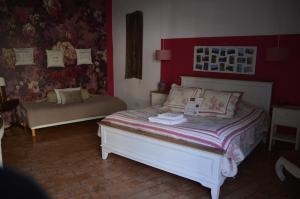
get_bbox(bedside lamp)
[0,77,6,102]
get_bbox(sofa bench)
[21,94,126,137]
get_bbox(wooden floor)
[2,121,299,199]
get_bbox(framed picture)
[14,48,35,65]
[193,46,257,75]
[46,50,64,68]
[75,48,93,65]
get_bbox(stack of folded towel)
[148,112,187,125]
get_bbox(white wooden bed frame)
[100,76,273,199]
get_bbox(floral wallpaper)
[0,0,107,99]
[0,0,107,124]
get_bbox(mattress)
[21,95,127,128]
[100,102,268,177]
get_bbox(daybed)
[21,94,126,137]
[98,76,273,199]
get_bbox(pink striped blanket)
[100,102,268,177]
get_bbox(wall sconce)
[266,35,289,61]
[155,49,171,61]
[0,77,6,102]
[156,2,171,61]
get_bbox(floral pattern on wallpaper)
[0,0,107,103]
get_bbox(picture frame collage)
[193,46,257,75]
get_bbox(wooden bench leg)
[31,129,36,137]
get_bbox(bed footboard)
[100,124,226,199]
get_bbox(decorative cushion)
[48,88,88,103]
[163,84,202,112]
[81,89,90,100]
[198,89,242,118]
[60,90,83,104]
[54,87,81,104]
[46,91,57,103]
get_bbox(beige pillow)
[81,89,90,100]
[60,90,83,104]
[163,84,202,112]
[55,87,81,104]
[198,89,242,118]
[48,88,89,103]
[47,91,57,103]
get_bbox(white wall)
[112,0,161,109]
[112,0,300,109]
[162,0,300,38]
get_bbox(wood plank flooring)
[2,121,299,199]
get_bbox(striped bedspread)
[102,103,266,150]
[100,102,268,177]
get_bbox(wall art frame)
[46,50,64,68]
[14,48,35,66]
[75,48,93,65]
[193,46,257,75]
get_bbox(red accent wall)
[161,35,300,106]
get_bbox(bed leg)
[101,149,109,160]
[31,129,36,137]
[210,185,220,199]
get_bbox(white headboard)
[181,76,273,112]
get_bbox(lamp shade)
[155,49,171,61]
[0,77,5,86]
[266,48,289,61]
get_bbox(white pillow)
[75,49,92,65]
[163,84,202,112]
[46,50,64,67]
[54,87,81,104]
[198,89,242,118]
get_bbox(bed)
[98,76,273,199]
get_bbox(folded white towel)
[157,112,184,121]
[148,116,187,125]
